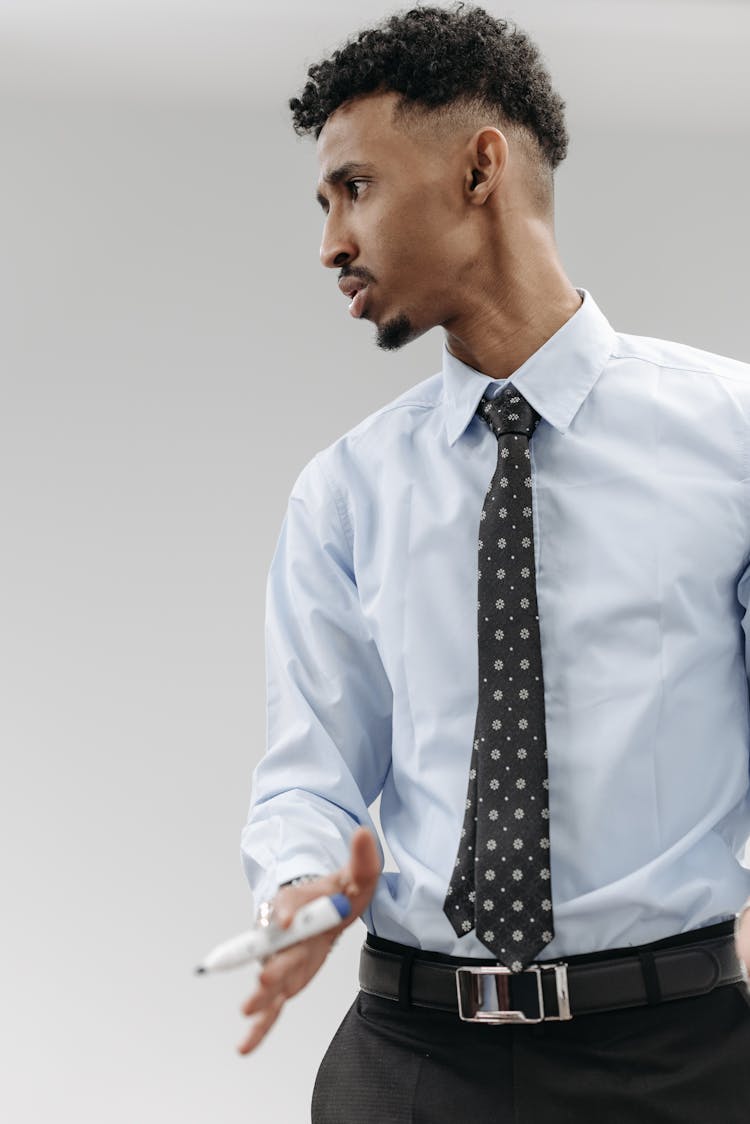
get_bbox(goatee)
[376,313,415,351]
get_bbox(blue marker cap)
[330,893,352,919]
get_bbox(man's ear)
[466,127,508,202]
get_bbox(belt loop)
[398,948,418,1009]
[637,949,663,1005]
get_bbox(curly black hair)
[288,3,569,175]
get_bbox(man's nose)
[319,217,358,269]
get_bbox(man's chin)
[375,312,418,351]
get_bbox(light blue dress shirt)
[241,287,750,959]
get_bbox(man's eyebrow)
[315,162,376,209]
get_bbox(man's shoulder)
[611,329,750,385]
[320,369,443,461]
[288,370,442,510]
[288,369,443,511]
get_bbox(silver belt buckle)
[455,962,572,1023]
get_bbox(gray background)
[2,0,749,1120]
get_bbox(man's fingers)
[272,831,380,928]
[334,828,381,907]
[242,982,274,1017]
[241,936,333,1016]
[237,993,284,1055]
[350,826,382,885]
[241,955,293,1014]
[257,945,306,995]
[241,963,284,1016]
[237,934,334,1052]
[236,834,379,1043]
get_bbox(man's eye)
[347,179,367,200]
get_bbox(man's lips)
[348,287,369,318]
[338,278,363,299]
[338,279,370,318]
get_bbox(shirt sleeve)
[240,451,393,910]
[735,561,750,954]
[737,561,750,860]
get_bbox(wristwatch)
[282,873,321,888]
[255,874,322,926]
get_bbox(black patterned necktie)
[443,382,554,972]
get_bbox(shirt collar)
[441,287,618,447]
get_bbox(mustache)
[339,269,374,286]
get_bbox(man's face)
[316,91,473,351]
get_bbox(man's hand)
[736,906,750,980]
[237,826,381,1055]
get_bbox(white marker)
[194,893,352,974]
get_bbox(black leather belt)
[359,920,744,1023]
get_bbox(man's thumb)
[349,826,381,886]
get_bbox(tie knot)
[478,384,541,440]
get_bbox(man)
[239,4,750,1120]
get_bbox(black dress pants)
[311,981,750,1122]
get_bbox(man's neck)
[443,275,583,381]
